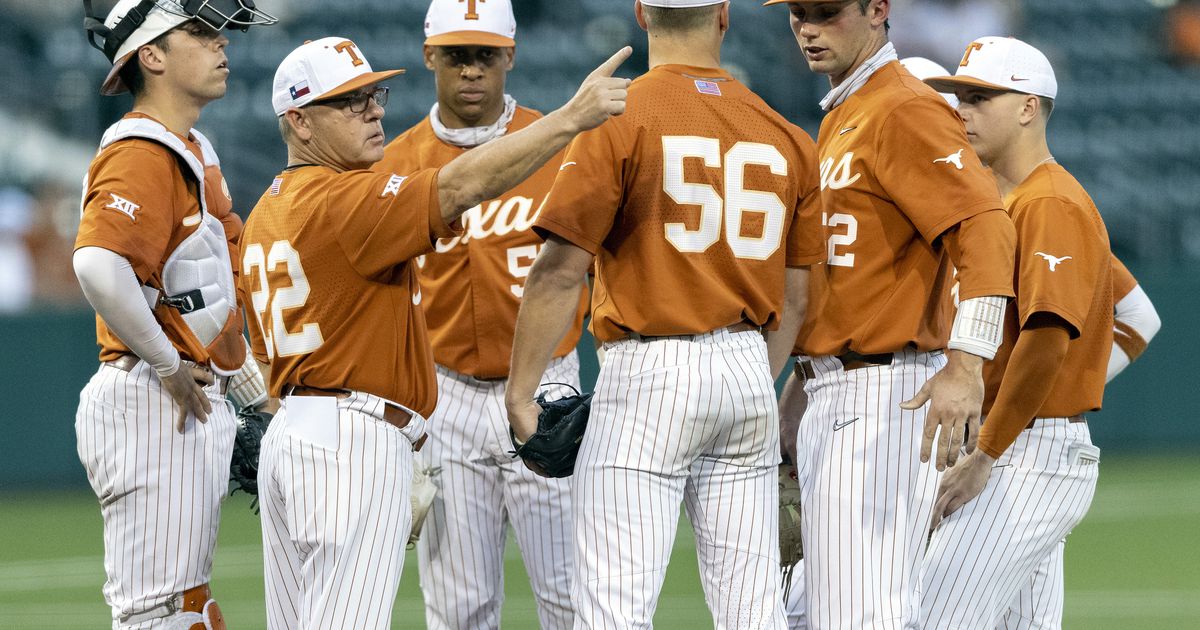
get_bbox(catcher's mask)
[83,0,277,95]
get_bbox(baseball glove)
[229,407,271,510]
[779,463,804,567]
[510,386,593,478]
[407,464,440,550]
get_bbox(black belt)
[1026,414,1086,429]
[836,351,894,370]
[795,351,895,381]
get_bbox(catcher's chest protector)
[96,118,244,374]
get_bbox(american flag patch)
[695,79,722,96]
[290,81,310,100]
[270,177,283,196]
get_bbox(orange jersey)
[238,165,455,417]
[76,113,243,365]
[375,106,586,378]
[1110,254,1137,302]
[982,164,1113,417]
[795,62,1006,357]
[536,64,825,342]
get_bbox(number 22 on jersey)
[244,241,324,359]
[661,136,787,260]
[820,153,860,268]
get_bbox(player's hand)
[506,397,541,445]
[561,46,633,132]
[930,449,995,530]
[160,364,214,433]
[900,350,983,471]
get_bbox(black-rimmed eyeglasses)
[311,86,389,114]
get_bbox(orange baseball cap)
[424,0,516,48]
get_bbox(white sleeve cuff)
[948,295,1007,360]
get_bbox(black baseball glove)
[229,407,271,509]
[510,387,593,478]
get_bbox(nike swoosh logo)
[833,417,860,431]
[839,126,857,135]
[1010,75,1029,82]
[559,161,577,171]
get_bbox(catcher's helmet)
[83,0,277,95]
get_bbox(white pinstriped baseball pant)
[573,328,785,630]
[76,359,235,629]
[920,419,1099,630]
[417,353,579,630]
[258,391,426,630]
[792,350,944,630]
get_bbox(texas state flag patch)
[290,81,310,100]
[695,79,722,96]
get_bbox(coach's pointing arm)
[434,47,631,222]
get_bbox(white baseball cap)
[272,37,405,116]
[900,57,960,108]
[924,36,1057,100]
[98,0,191,96]
[642,0,728,6]
[425,0,516,48]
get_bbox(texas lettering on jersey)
[376,106,586,379]
[431,193,542,253]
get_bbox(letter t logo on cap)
[334,41,365,67]
[461,0,484,20]
[959,41,984,67]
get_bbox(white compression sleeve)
[73,246,181,376]
[1106,347,1132,384]
[948,295,1007,360]
[1114,285,1162,342]
[1107,284,1161,382]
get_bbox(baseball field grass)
[1,453,1196,629]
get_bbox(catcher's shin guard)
[120,583,225,629]
[180,583,225,630]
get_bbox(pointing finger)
[589,46,633,79]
